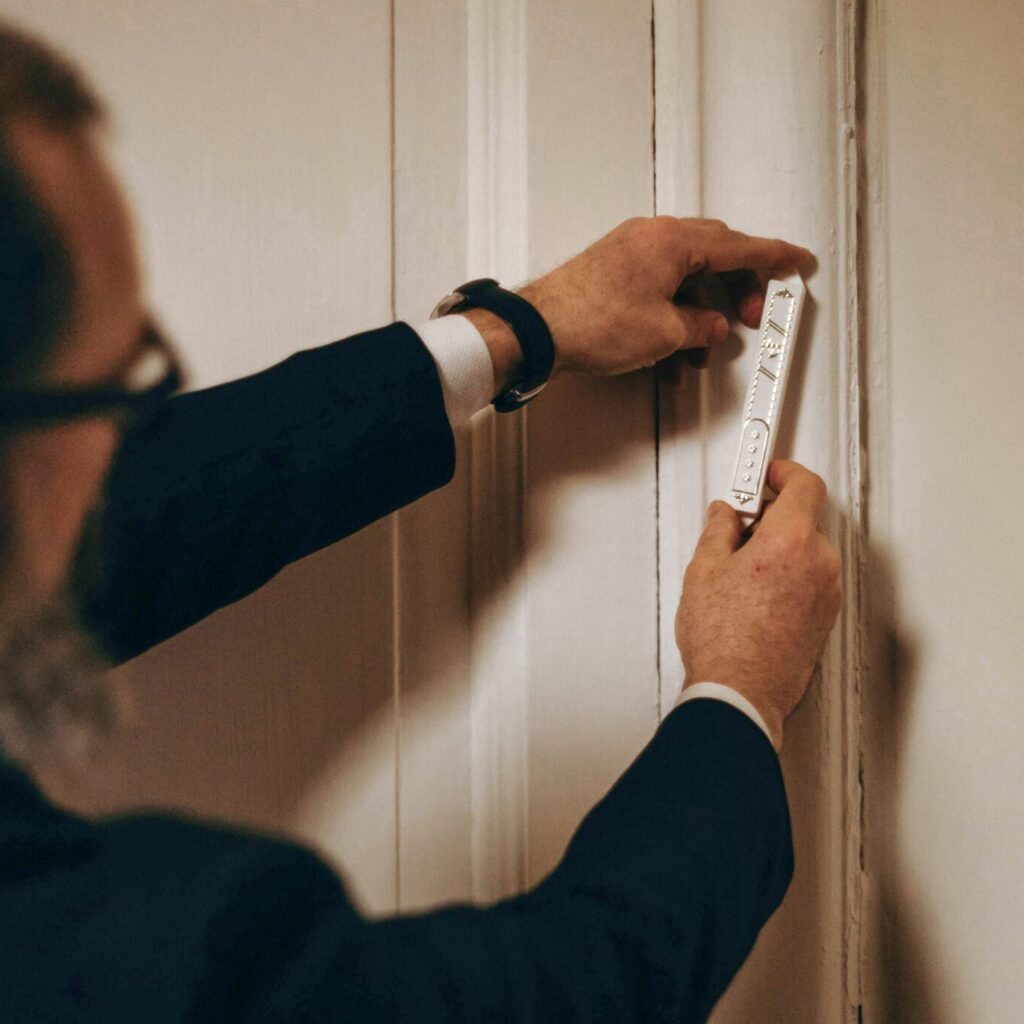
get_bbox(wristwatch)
[430,278,555,412]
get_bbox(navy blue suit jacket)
[0,323,793,1021]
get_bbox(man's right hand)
[519,216,812,382]
[674,460,843,750]
[462,217,813,396]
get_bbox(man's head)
[0,22,149,768]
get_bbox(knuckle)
[799,467,827,496]
[779,518,816,551]
[702,217,728,230]
[659,312,685,348]
[823,546,843,579]
[619,216,647,237]
[650,214,680,243]
[825,578,844,619]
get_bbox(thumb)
[693,501,743,565]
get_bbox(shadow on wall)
[863,534,953,1023]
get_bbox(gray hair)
[0,586,120,769]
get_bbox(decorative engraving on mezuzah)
[742,286,795,428]
[732,418,770,499]
[731,286,796,505]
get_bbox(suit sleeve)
[203,700,792,1024]
[80,322,457,664]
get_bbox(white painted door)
[7,1,1018,1020]
[4,0,850,1017]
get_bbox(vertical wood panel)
[699,0,848,1007]
[653,0,860,1018]
[465,0,531,904]
[392,0,476,912]
[8,0,402,915]
[653,0,709,719]
[523,0,659,884]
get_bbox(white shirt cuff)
[675,681,773,745]
[412,316,495,428]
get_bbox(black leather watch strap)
[430,278,555,413]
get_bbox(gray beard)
[0,500,119,770]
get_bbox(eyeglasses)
[0,320,185,431]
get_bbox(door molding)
[465,0,531,904]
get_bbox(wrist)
[457,308,524,399]
[517,281,563,378]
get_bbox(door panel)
[17,2,1009,1019]
[8,0,401,914]
[654,2,859,1019]
[522,0,660,887]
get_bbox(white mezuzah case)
[725,273,807,521]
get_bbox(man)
[0,23,841,1023]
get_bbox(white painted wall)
[861,1,1024,1020]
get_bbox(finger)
[670,305,729,351]
[735,263,815,328]
[698,227,813,278]
[737,289,764,328]
[693,501,744,564]
[764,459,827,521]
[673,269,721,316]
[706,266,777,329]
[715,269,765,329]
[747,498,773,535]
[716,268,763,328]
[674,267,754,323]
